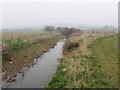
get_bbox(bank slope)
[48,34,118,88]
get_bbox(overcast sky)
[1,1,118,28]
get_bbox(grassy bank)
[88,35,118,87]
[48,34,118,88]
[2,32,63,80]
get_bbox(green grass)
[4,38,31,51]
[48,35,118,88]
[2,33,64,80]
[88,35,118,87]
[48,64,69,88]
[2,32,63,62]
[2,38,32,61]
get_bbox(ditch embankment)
[47,31,118,88]
[2,32,63,81]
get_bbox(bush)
[67,41,79,50]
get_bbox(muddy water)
[7,39,66,88]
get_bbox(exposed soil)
[2,34,63,81]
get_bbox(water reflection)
[7,39,66,88]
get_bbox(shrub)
[67,41,79,50]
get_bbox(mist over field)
[1,1,118,89]
[1,2,118,30]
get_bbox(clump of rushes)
[67,42,79,50]
[63,40,80,54]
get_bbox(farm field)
[1,30,118,88]
[1,1,118,89]
[48,31,118,88]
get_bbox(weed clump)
[63,41,80,54]
[67,42,79,50]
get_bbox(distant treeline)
[44,26,80,37]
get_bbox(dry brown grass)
[48,30,118,88]
[2,31,63,81]
[2,32,46,40]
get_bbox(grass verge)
[47,35,118,88]
[88,35,118,87]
